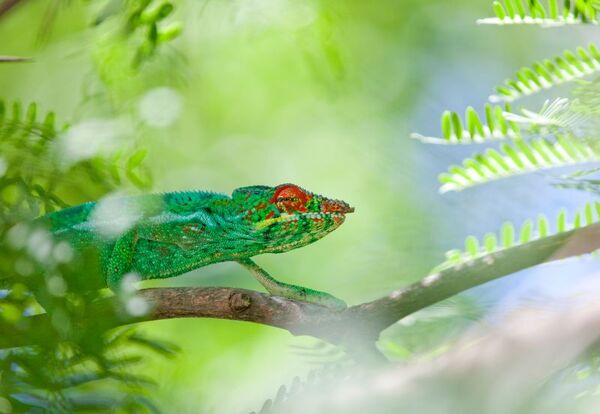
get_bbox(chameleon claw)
[315,293,347,311]
[291,287,347,311]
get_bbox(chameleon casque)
[35,184,353,309]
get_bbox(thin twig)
[0,0,25,19]
[0,55,31,62]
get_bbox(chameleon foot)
[237,258,347,310]
[284,285,347,310]
[264,280,347,310]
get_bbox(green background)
[1,1,595,412]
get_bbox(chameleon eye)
[276,196,299,203]
[271,184,310,212]
[273,185,306,201]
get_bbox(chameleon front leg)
[237,258,346,310]
[105,230,139,290]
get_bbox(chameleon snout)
[320,199,354,214]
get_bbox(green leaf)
[438,136,600,192]
[126,149,148,170]
[490,44,600,103]
[502,222,515,248]
[412,103,520,144]
[478,0,599,26]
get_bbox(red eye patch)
[271,184,311,212]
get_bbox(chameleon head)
[232,183,354,252]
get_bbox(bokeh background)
[2,1,600,412]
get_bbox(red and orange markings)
[271,184,312,214]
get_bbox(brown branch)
[140,287,335,335]
[138,222,600,346]
[8,222,600,354]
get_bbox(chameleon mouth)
[301,212,349,219]
[255,211,350,229]
[284,211,349,222]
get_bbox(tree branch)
[138,222,600,345]
[8,223,600,352]
[140,287,333,334]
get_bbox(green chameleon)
[35,184,353,309]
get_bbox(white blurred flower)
[59,118,132,164]
[6,223,30,249]
[26,229,53,263]
[138,87,183,128]
[46,275,67,297]
[53,241,74,263]
[120,272,141,294]
[90,194,142,239]
[126,296,150,317]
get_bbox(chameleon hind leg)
[237,258,346,310]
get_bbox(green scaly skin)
[34,184,354,309]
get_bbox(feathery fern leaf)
[490,44,600,102]
[439,135,600,192]
[411,99,584,144]
[503,98,582,126]
[433,201,600,272]
[0,99,59,140]
[411,103,520,144]
[478,0,599,26]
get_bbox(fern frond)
[433,201,600,272]
[490,44,600,103]
[0,99,152,195]
[478,0,599,26]
[411,103,520,144]
[411,99,584,144]
[0,99,59,140]
[439,135,600,192]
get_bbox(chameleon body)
[35,184,353,308]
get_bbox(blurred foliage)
[0,2,179,410]
[0,93,174,411]
[93,0,182,68]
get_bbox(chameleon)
[34,184,353,309]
